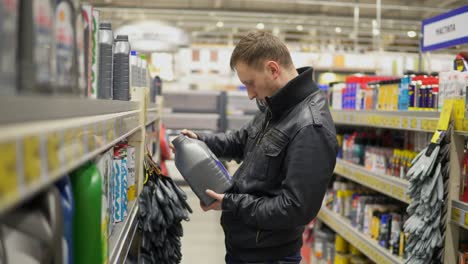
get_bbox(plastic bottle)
[172,135,232,206]
[98,22,113,99]
[54,0,77,94]
[56,176,74,264]
[74,1,86,96]
[136,56,142,87]
[0,0,19,94]
[18,0,55,94]
[113,35,130,101]
[71,162,103,264]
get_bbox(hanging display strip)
[318,207,404,264]
[0,110,141,216]
[334,159,411,203]
[331,110,440,132]
[451,200,468,229]
[109,201,139,264]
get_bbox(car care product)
[0,0,19,94]
[98,22,113,99]
[113,35,130,100]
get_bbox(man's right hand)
[170,129,198,153]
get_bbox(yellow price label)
[106,121,115,143]
[96,123,104,147]
[402,117,408,129]
[47,132,60,173]
[463,119,468,132]
[76,128,85,156]
[88,125,96,152]
[23,136,42,185]
[464,212,468,228]
[437,99,453,131]
[410,119,420,129]
[0,142,19,201]
[64,130,75,165]
[452,207,462,223]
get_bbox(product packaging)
[126,146,136,201]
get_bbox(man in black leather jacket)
[179,31,338,264]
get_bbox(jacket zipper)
[256,230,261,244]
[256,109,272,145]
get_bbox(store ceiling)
[91,0,466,53]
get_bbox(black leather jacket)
[197,67,338,262]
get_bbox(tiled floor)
[180,186,226,264]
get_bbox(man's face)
[235,62,278,103]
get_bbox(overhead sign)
[422,5,468,52]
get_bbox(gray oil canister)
[172,135,232,206]
[113,35,130,101]
[98,22,113,99]
[18,0,55,94]
[0,0,18,94]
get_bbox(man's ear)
[265,61,280,79]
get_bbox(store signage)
[422,5,468,52]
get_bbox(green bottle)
[71,162,103,264]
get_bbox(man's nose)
[247,89,256,100]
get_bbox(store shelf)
[331,110,440,132]
[0,99,142,216]
[334,159,410,203]
[451,200,468,229]
[109,201,139,264]
[317,207,404,264]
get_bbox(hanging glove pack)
[138,151,192,264]
[404,124,452,264]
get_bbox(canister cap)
[131,50,137,56]
[100,22,112,30]
[171,134,188,149]
[115,35,129,41]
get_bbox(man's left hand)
[201,189,224,211]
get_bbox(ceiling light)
[256,23,265,30]
[407,30,417,38]
[296,25,304,31]
[372,29,380,36]
[216,21,224,28]
[335,27,342,33]
[273,27,280,36]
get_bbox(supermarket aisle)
[180,186,226,264]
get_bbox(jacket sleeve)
[196,120,253,161]
[221,124,338,229]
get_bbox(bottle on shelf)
[98,22,114,99]
[18,0,55,94]
[1,0,19,95]
[113,35,130,101]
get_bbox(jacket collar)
[265,67,318,119]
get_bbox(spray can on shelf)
[18,0,55,94]
[172,135,232,206]
[1,0,19,94]
[54,0,77,94]
[113,35,130,101]
[98,22,113,99]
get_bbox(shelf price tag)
[76,127,85,156]
[88,124,96,152]
[106,120,115,143]
[0,141,19,203]
[464,211,468,228]
[23,136,42,186]
[47,132,60,174]
[64,129,76,166]
[452,207,462,224]
[96,123,104,147]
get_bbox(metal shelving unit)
[334,159,410,203]
[0,97,142,216]
[331,110,440,132]
[109,201,139,264]
[317,207,404,264]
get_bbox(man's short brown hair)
[230,31,294,71]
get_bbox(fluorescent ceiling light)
[335,27,342,33]
[216,21,224,28]
[407,31,417,38]
[296,25,304,31]
[256,23,265,30]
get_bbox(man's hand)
[200,189,224,211]
[170,129,199,153]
